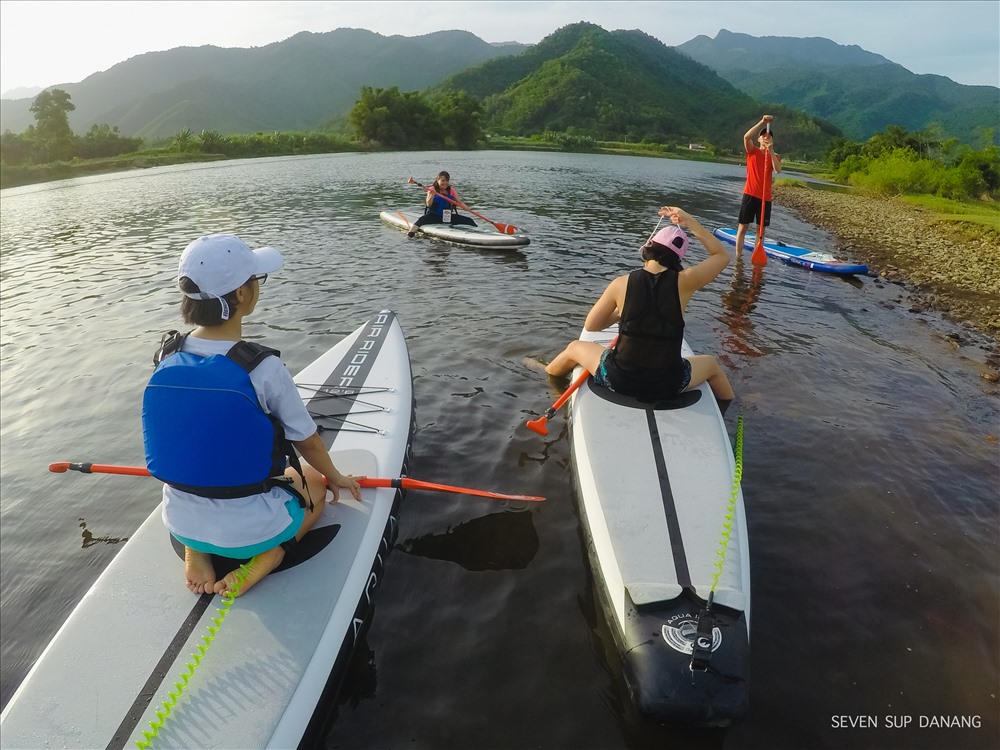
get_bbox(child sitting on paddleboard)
[734,115,782,257]
[408,170,478,237]
[142,234,362,598]
[544,206,735,407]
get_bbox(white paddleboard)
[568,325,751,726]
[0,310,414,749]
[379,209,530,248]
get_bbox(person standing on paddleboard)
[408,170,478,237]
[142,234,363,598]
[734,115,782,258]
[544,206,735,407]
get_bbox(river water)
[1,151,997,750]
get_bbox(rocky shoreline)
[775,183,1000,374]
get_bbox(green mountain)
[0,29,528,138]
[434,23,840,158]
[677,30,999,145]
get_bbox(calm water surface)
[1,151,997,750]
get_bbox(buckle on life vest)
[269,475,311,512]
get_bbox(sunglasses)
[253,274,268,285]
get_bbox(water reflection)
[719,259,766,360]
[398,508,538,571]
[78,518,128,549]
[2,151,997,750]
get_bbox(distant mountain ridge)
[0,29,528,138]
[1,85,43,100]
[676,30,999,144]
[1,25,995,149]
[434,22,837,157]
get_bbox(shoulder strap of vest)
[153,330,188,367]
[225,340,308,506]
[225,341,281,374]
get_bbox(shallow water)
[1,151,997,749]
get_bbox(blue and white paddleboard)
[714,227,868,275]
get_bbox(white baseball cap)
[177,234,284,319]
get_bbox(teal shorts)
[172,496,305,559]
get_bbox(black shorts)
[738,194,772,227]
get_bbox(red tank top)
[743,147,774,201]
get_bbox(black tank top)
[603,268,686,400]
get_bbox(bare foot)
[184,548,217,595]
[214,546,285,598]
[522,356,549,374]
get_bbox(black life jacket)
[603,269,687,400]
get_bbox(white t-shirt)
[159,336,318,549]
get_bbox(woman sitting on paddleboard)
[545,206,735,406]
[408,170,477,237]
[142,234,363,598]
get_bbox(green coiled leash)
[135,561,253,749]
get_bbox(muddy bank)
[775,183,1000,361]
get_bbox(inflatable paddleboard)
[380,210,530,248]
[0,310,414,749]
[568,326,750,726]
[714,227,868,275]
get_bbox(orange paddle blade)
[525,416,549,436]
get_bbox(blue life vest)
[142,332,297,499]
[427,187,458,217]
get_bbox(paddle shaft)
[751,122,771,265]
[408,178,517,234]
[47,462,544,502]
[545,368,590,418]
[526,336,617,435]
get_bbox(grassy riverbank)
[775,180,1000,354]
[0,151,233,189]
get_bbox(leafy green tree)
[433,91,483,149]
[29,88,75,161]
[74,124,143,159]
[0,129,34,166]
[825,136,864,168]
[956,145,1000,194]
[349,86,440,148]
[862,124,921,159]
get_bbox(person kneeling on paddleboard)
[142,234,363,598]
[408,170,477,237]
[545,207,735,408]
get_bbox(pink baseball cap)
[650,225,689,259]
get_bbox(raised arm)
[658,206,729,307]
[743,114,773,153]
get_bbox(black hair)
[434,171,451,191]
[758,128,775,141]
[178,276,249,326]
[641,240,684,272]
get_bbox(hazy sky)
[1,0,998,96]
